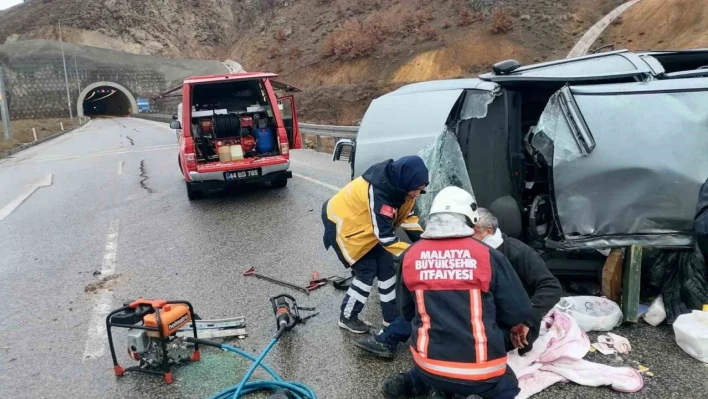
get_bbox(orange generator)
[106,298,200,384]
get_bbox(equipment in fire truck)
[191,108,278,163]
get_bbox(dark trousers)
[409,366,520,399]
[340,245,399,323]
[322,201,404,327]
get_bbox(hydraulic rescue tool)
[187,294,318,399]
[106,298,200,384]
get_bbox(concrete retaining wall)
[0,40,229,120]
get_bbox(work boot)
[354,333,395,359]
[338,314,369,334]
[381,371,418,399]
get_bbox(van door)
[278,96,302,149]
[538,78,708,248]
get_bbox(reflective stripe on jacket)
[400,236,531,384]
[326,176,422,265]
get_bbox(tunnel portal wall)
[0,40,231,120]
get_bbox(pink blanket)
[507,310,644,398]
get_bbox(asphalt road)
[0,118,706,399]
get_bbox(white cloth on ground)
[508,310,643,399]
[594,332,632,355]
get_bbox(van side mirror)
[170,121,182,130]
[333,139,355,162]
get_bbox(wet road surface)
[0,118,706,398]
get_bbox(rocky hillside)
[596,0,708,52]
[0,0,631,123]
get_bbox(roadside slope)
[597,0,708,50]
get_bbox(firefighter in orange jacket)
[321,156,428,338]
[382,186,532,399]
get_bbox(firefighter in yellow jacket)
[322,156,428,343]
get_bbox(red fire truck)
[169,72,302,200]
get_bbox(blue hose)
[209,339,317,399]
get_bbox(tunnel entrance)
[77,82,139,118]
[82,86,131,116]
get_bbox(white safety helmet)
[429,186,480,226]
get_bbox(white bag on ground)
[643,295,667,326]
[554,296,623,332]
[673,310,708,363]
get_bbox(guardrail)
[298,123,358,153]
[299,123,358,139]
[131,114,359,153]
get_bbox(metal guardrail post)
[0,64,11,140]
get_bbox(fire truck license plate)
[225,169,261,181]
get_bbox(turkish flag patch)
[380,204,395,218]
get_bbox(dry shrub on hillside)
[490,9,513,34]
[288,46,303,60]
[323,8,434,59]
[458,9,471,26]
[268,45,281,59]
[274,28,287,42]
[442,19,452,29]
[322,20,377,59]
[419,23,439,41]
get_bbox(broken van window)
[415,127,476,226]
[460,90,495,120]
[531,91,583,164]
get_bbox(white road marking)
[82,291,113,361]
[83,219,120,360]
[290,159,349,176]
[293,173,341,192]
[101,219,120,277]
[0,174,53,221]
[11,144,178,166]
[117,161,124,175]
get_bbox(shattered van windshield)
[416,127,475,226]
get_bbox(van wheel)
[271,177,288,189]
[186,181,201,200]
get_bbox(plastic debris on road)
[554,296,622,332]
[415,127,475,227]
[673,310,708,363]
[637,365,654,377]
[643,295,667,326]
[592,332,632,355]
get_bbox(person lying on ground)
[321,155,428,343]
[472,207,562,355]
[381,186,532,399]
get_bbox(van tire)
[186,181,201,200]
[271,177,288,189]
